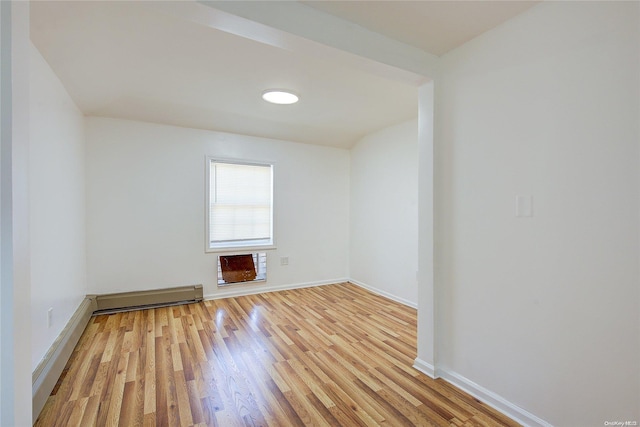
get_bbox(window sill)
[206,244,276,254]
[217,275,267,287]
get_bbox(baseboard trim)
[437,368,553,427]
[348,278,417,308]
[413,357,436,379]
[33,284,204,420]
[94,284,203,312]
[205,278,349,300]
[32,296,97,421]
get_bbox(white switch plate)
[280,256,289,266]
[516,195,533,217]
[47,308,53,328]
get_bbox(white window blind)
[208,160,273,249]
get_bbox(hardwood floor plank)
[303,352,387,424]
[195,360,224,409]
[161,323,182,427]
[173,368,194,427]
[355,377,417,426]
[65,396,89,427]
[78,395,100,426]
[35,283,521,427]
[199,396,219,426]
[142,412,156,427]
[322,380,381,426]
[186,380,205,424]
[143,321,156,416]
[78,353,102,398]
[239,351,295,426]
[105,349,129,426]
[154,336,169,425]
[119,378,137,426]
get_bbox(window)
[206,159,274,251]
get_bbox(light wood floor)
[35,282,520,427]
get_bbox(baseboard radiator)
[92,284,204,314]
[33,284,203,420]
[32,297,97,421]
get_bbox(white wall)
[85,117,350,297]
[29,44,87,371]
[1,2,32,424]
[0,5,5,421]
[416,82,435,370]
[350,119,418,306]
[434,2,639,426]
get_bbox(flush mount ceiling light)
[262,89,299,105]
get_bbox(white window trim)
[205,156,277,253]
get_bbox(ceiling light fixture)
[262,89,299,105]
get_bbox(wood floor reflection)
[35,282,520,426]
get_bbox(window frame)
[205,157,276,253]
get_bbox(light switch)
[516,195,533,217]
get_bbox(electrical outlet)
[47,308,53,328]
[280,256,289,266]
[515,195,533,217]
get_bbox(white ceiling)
[303,1,539,57]
[30,1,537,149]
